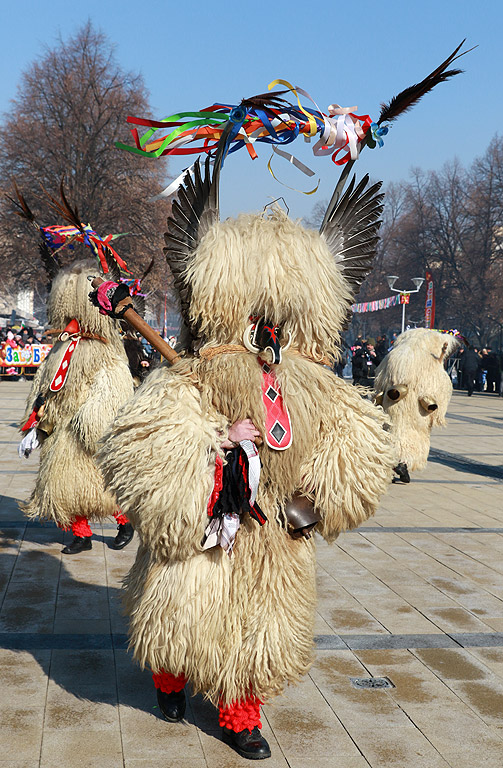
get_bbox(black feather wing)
[38,239,61,282]
[131,294,146,317]
[163,123,229,349]
[102,248,122,283]
[320,174,384,299]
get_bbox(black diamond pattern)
[265,386,278,402]
[270,421,286,443]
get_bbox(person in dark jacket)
[352,343,378,387]
[123,332,154,387]
[485,348,501,394]
[375,335,388,366]
[460,347,481,396]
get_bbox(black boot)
[393,462,410,484]
[61,536,92,555]
[156,687,186,722]
[222,727,271,760]
[109,522,134,550]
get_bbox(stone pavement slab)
[0,381,502,766]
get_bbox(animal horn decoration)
[419,397,438,412]
[438,341,449,363]
[242,319,292,365]
[386,385,408,402]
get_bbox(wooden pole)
[91,276,180,365]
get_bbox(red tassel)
[21,408,38,432]
[114,511,129,526]
[219,694,262,732]
[71,516,93,537]
[207,455,224,516]
[152,670,187,694]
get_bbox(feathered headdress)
[118,42,470,351]
[6,182,130,284]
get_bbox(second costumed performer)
[15,188,138,554]
[95,46,466,760]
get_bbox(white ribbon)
[149,163,195,201]
[18,427,40,459]
[239,439,261,505]
[271,145,316,177]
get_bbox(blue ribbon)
[370,122,389,148]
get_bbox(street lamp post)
[387,275,425,334]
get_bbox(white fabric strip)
[239,439,261,505]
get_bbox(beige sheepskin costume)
[22,260,134,532]
[96,154,395,728]
[374,328,459,478]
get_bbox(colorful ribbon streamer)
[41,224,129,274]
[116,81,388,193]
[351,295,401,313]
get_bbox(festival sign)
[425,270,435,328]
[0,344,53,367]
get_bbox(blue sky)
[2,1,501,220]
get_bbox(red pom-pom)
[152,670,187,694]
[219,694,262,732]
[71,517,93,537]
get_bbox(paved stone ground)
[0,381,502,767]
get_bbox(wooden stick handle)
[91,276,180,365]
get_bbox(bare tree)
[334,143,503,345]
[0,21,171,316]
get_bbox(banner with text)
[0,344,53,367]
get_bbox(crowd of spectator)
[349,334,389,387]
[344,333,502,397]
[454,346,502,396]
[0,326,50,346]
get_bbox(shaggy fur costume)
[22,261,134,527]
[97,210,394,708]
[374,328,459,471]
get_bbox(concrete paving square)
[0,381,502,766]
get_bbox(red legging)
[152,671,262,732]
[63,511,130,537]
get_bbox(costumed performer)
[94,44,467,759]
[14,188,138,554]
[374,328,460,483]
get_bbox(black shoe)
[393,462,410,483]
[156,687,186,722]
[109,522,134,550]
[61,536,92,555]
[222,726,271,760]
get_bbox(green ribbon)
[118,110,231,158]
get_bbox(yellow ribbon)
[268,78,318,137]
[267,152,320,195]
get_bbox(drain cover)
[350,677,395,689]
